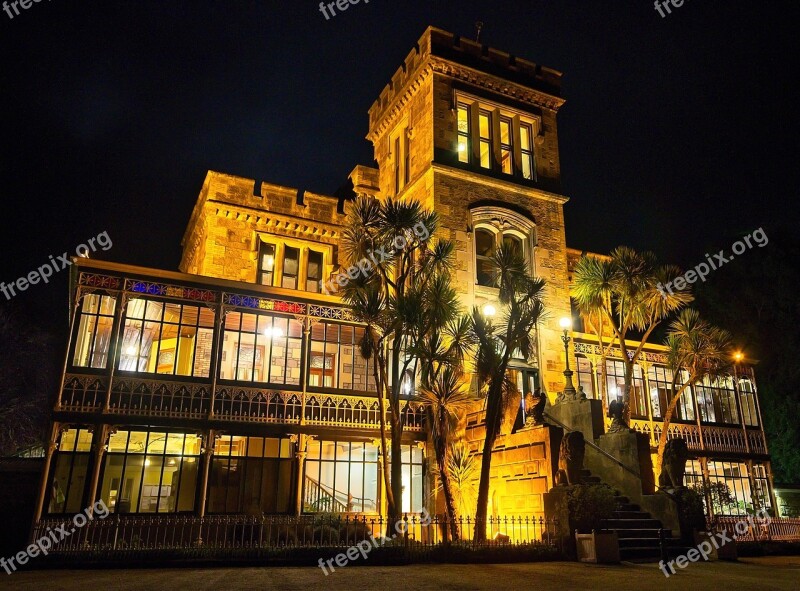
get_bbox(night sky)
[1,1,796,331]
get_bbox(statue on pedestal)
[524,388,547,427]
[606,399,632,434]
[658,438,690,490]
[555,431,586,486]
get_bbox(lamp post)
[559,317,577,399]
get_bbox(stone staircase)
[580,469,682,562]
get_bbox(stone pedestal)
[546,398,605,443]
[543,486,575,559]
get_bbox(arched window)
[470,206,536,289]
[475,228,496,287]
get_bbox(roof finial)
[475,21,484,43]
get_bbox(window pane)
[307,250,323,293]
[259,243,276,286]
[520,125,531,151]
[282,247,299,289]
[72,294,116,368]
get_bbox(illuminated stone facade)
[32,27,775,536]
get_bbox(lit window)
[479,110,493,169]
[306,250,323,293]
[72,294,116,369]
[219,312,303,385]
[308,322,375,392]
[258,242,276,286]
[500,116,513,174]
[457,103,471,163]
[475,228,496,287]
[282,246,299,289]
[99,429,201,514]
[304,440,379,513]
[117,299,215,377]
[520,123,536,180]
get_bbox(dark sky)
[1,0,796,329]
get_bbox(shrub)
[675,487,706,540]
[566,484,617,533]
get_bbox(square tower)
[366,27,572,398]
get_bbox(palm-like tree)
[657,309,731,472]
[417,365,475,540]
[446,441,478,519]
[471,243,546,542]
[572,247,693,424]
[340,196,457,532]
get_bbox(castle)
[32,27,775,553]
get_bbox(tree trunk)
[373,353,394,520]
[389,410,404,536]
[622,358,635,425]
[435,436,460,541]
[473,390,501,542]
[655,384,690,477]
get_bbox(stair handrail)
[304,475,377,512]
[543,410,678,501]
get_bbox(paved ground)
[2,557,799,590]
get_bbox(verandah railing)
[58,373,425,431]
[32,514,558,554]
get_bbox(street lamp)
[559,317,577,398]
[482,303,497,317]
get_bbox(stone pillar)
[30,422,63,535]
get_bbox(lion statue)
[555,431,586,486]
[659,438,690,490]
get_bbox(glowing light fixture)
[263,326,284,339]
[125,346,138,356]
[482,304,497,317]
[559,317,573,330]
[458,141,467,153]
[264,255,275,270]
[734,351,744,362]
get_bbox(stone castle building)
[32,27,775,543]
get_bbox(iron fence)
[32,513,558,555]
[710,515,800,542]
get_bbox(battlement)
[368,26,563,134]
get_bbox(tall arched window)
[470,206,536,289]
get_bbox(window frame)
[258,241,277,287]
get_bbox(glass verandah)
[46,428,424,518]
